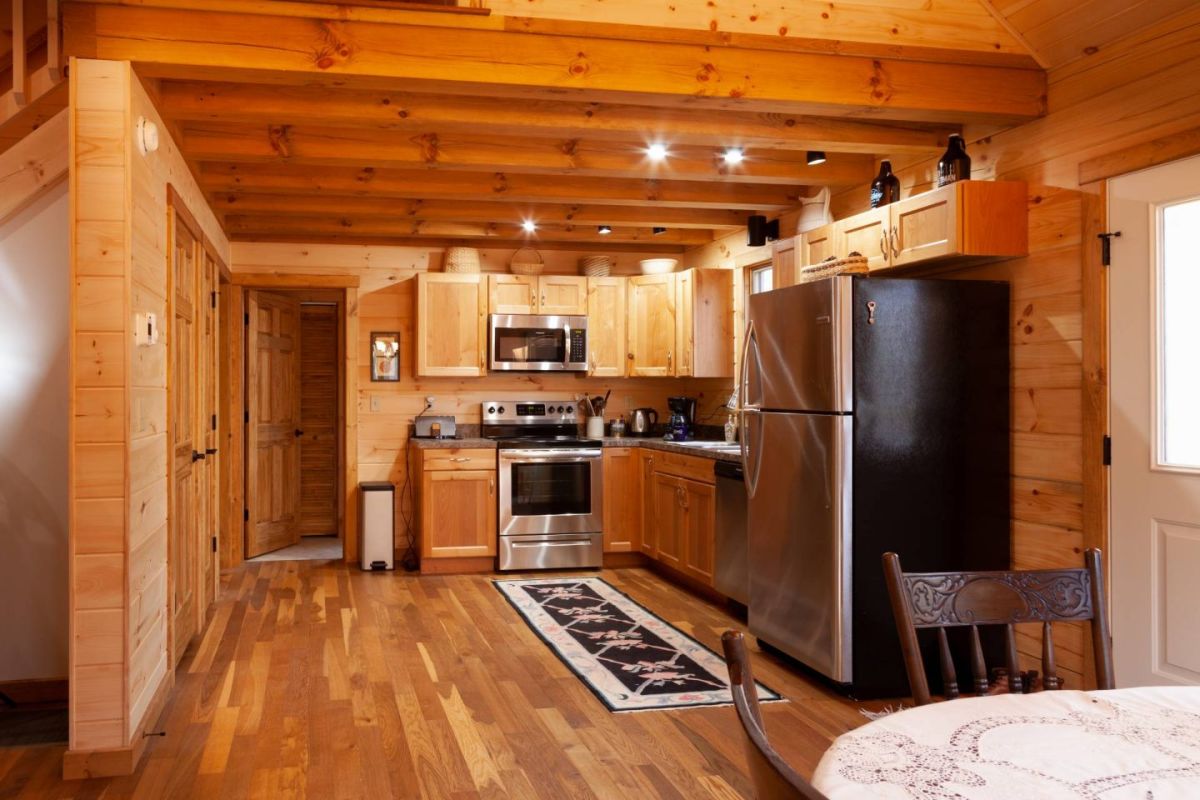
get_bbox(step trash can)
[359,481,395,571]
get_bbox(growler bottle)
[936,134,972,187]
[869,160,901,208]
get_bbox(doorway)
[243,289,345,562]
[1108,153,1200,687]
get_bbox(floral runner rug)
[494,576,782,712]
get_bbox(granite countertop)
[409,437,497,449]
[408,435,741,462]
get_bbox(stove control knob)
[497,406,506,414]
[566,406,574,414]
[557,405,565,413]
[487,406,496,414]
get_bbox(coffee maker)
[666,396,697,440]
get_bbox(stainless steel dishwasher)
[714,459,748,604]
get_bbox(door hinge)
[1102,435,1112,466]
[1098,231,1121,267]
[243,508,249,522]
[244,410,249,424]
[212,536,217,553]
[211,413,217,431]
[244,312,250,325]
[211,290,217,309]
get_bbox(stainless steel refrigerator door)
[744,276,853,413]
[746,409,852,682]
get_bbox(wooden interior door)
[299,303,339,536]
[199,248,219,617]
[626,274,676,377]
[245,290,302,558]
[169,209,201,665]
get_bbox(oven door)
[498,448,604,537]
[489,314,588,372]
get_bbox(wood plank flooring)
[0,564,877,799]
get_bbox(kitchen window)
[751,265,774,295]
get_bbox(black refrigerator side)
[849,277,1011,698]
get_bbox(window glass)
[751,266,773,295]
[1161,198,1200,468]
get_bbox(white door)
[1109,154,1200,687]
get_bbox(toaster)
[413,415,457,439]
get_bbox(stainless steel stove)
[482,401,603,571]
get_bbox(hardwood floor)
[0,564,877,799]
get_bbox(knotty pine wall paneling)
[68,58,229,770]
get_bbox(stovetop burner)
[481,398,601,449]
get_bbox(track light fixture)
[652,227,667,235]
[722,148,745,166]
[598,224,613,235]
[807,150,827,166]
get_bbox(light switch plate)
[135,312,159,346]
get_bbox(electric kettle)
[629,408,658,436]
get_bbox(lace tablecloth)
[812,687,1200,799]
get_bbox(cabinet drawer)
[422,448,496,471]
[651,450,716,484]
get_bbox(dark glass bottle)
[869,160,901,208]
[936,134,972,187]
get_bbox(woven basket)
[444,246,481,273]
[798,252,870,283]
[579,255,613,277]
[510,247,545,275]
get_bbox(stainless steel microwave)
[489,314,588,372]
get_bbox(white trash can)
[359,482,395,571]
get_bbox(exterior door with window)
[1109,154,1200,687]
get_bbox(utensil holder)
[586,417,605,439]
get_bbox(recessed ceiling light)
[722,148,745,165]
[598,224,613,235]
[807,150,827,166]
[521,219,537,233]
[652,227,667,235]
[646,142,669,162]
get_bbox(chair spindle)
[1004,624,1023,693]
[969,625,988,694]
[937,628,959,699]
[1041,621,1061,690]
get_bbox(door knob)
[205,448,218,455]
[191,450,205,462]
[294,429,304,437]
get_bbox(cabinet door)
[416,274,486,376]
[679,477,716,586]
[602,448,639,552]
[890,183,959,266]
[420,469,497,559]
[488,275,537,314]
[653,473,685,571]
[538,275,588,315]
[838,206,891,271]
[587,277,626,377]
[772,237,797,288]
[640,451,658,556]
[674,269,694,377]
[800,222,840,266]
[627,274,676,377]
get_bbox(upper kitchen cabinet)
[416,273,488,376]
[487,275,588,315]
[627,273,677,377]
[800,181,1028,272]
[587,277,626,377]
[771,237,798,288]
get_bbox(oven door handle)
[499,449,602,461]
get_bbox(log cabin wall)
[68,57,228,763]
[232,243,734,566]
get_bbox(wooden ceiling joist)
[182,123,875,186]
[198,163,804,211]
[210,194,747,230]
[156,81,958,155]
[62,2,1047,125]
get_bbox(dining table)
[811,686,1200,799]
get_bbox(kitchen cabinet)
[416,273,487,376]
[771,237,798,288]
[487,275,588,315]
[639,449,658,556]
[586,277,626,377]
[651,472,686,572]
[678,478,716,585]
[799,180,1028,273]
[639,449,717,587]
[627,270,733,378]
[601,447,639,552]
[410,447,497,569]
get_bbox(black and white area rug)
[494,576,782,712]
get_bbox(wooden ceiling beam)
[227,233,688,253]
[223,214,714,245]
[209,194,747,230]
[199,163,802,211]
[182,123,874,186]
[63,3,1047,125]
[157,81,957,155]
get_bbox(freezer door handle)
[741,408,763,499]
[740,320,763,411]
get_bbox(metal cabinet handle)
[890,226,900,257]
[880,233,889,259]
[489,477,494,495]
[667,350,673,370]
[450,456,471,462]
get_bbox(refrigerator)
[741,275,1010,697]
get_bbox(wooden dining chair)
[721,631,830,800]
[882,548,1114,706]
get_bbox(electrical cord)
[398,401,433,572]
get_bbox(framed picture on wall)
[370,332,400,382]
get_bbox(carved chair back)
[721,631,830,800]
[882,548,1114,706]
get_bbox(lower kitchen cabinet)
[410,448,497,570]
[601,448,640,552]
[636,449,717,587]
[651,472,686,572]
[678,478,715,585]
[639,449,658,557]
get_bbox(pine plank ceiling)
[47,0,1190,250]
